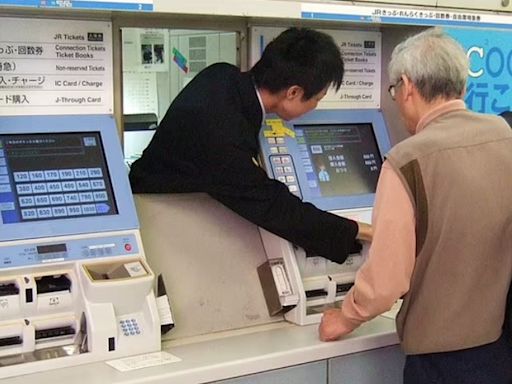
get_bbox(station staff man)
[130,28,371,264]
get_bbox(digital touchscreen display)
[0,132,118,224]
[296,123,382,197]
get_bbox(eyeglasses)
[388,78,403,100]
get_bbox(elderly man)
[319,28,512,383]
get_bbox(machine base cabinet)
[212,345,405,384]
[211,361,326,384]
[329,345,405,384]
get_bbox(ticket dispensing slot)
[33,316,78,348]
[257,110,391,325]
[0,282,19,297]
[36,275,71,294]
[0,323,24,358]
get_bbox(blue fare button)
[0,202,15,211]
[1,210,19,224]
[95,203,110,214]
[0,184,11,193]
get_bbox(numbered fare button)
[44,170,60,181]
[19,196,35,207]
[79,192,94,203]
[36,207,52,218]
[74,168,89,179]
[76,180,91,191]
[64,193,79,204]
[62,181,77,192]
[47,182,62,193]
[29,171,45,181]
[21,208,37,220]
[34,195,50,206]
[52,206,67,217]
[59,169,75,180]
[32,183,47,193]
[16,184,33,195]
[13,172,30,183]
[49,194,65,205]
[82,204,97,215]
[90,179,105,190]
[93,191,108,202]
[88,168,103,178]
[66,205,82,216]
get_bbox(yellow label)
[262,119,295,138]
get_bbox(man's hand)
[318,308,353,341]
[356,222,373,242]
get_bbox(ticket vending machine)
[0,115,161,378]
[258,109,391,325]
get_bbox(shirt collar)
[415,99,466,133]
[254,86,266,125]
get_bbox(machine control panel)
[0,233,139,269]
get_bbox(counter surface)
[1,316,399,384]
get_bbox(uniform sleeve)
[333,161,416,332]
[204,116,358,264]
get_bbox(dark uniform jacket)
[129,63,358,263]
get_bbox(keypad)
[269,153,301,198]
[119,318,142,337]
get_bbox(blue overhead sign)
[0,0,152,11]
[447,28,512,114]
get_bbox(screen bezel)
[259,109,392,212]
[0,115,138,242]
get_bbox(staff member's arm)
[205,115,364,264]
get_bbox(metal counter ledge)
[1,315,398,384]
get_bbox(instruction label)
[0,17,113,116]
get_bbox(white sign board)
[250,27,381,109]
[0,17,113,116]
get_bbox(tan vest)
[387,109,512,355]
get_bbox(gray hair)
[388,28,468,102]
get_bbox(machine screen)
[296,123,382,197]
[0,132,118,224]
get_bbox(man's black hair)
[250,28,344,100]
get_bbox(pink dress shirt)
[336,100,466,333]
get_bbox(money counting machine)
[257,109,391,325]
[0,115,161,378]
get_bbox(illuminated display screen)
[0,132,118,224]
[296,123,382,197]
